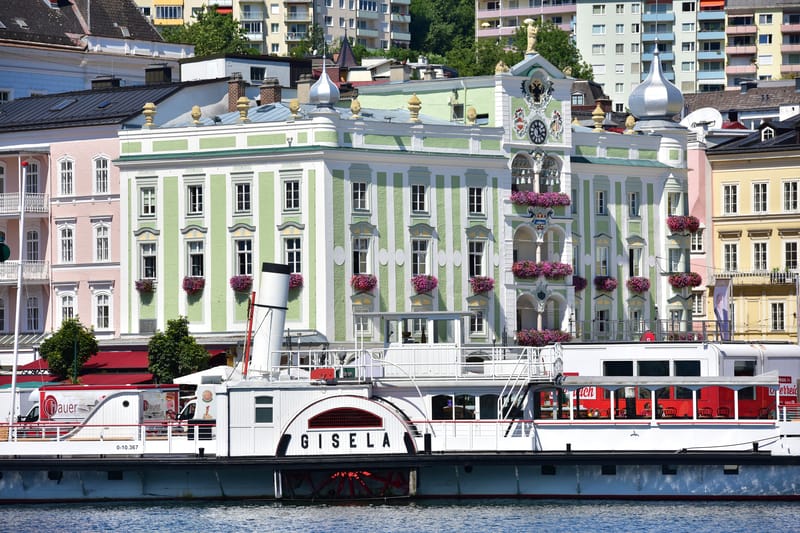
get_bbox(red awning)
[83,351,149,370]
[17,358,50,373]
[0,374,58,386]
[78,373,154,385]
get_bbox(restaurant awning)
[78,373,154,386]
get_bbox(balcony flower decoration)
[516,329,572,347]
[626,276,651,294]
[350,273,377,293]
[135,278,154,293]
[229,275,253,293]
[594,276,618,292]
[510,191,571,208]
[667,215,701,234]
[469,276,495,294]
[668,272,703,289]
[512,261,573,280]
[411,274,438,294]
[572,275,587,292]
[182,276,205,295]
[289,273,303,290]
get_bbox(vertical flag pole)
[8,160,27,436]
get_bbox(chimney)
[296,74,313,105]
[91,76,121,89]
[423,66,434,80]
[390,63,409,83]
[259,78,282,105]
[145,64,172,85]
[228,72,247,113]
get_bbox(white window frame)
[753,182,767,213]
[628,191,640,217]
[187,240,205,277]
[785,241,798,271]
[353,181,369,211]
[187,184,204,216]
[236,238,253,276]
[468,240,485,278]
[60,293,75,324]
[234,182,251,214]
[596,245,609,276]
[94,156,109,194]
[58,222,75,264]
[783,180,798,212]
[468,186,484,215]
[411,184,427,213]
[771,301,785,331]
[94,291,111,331]
[753,241,767,271]
[723,184,738,215]
[26,296,39,332]
[59,157,74,196]
[595,190,607,215]
[284,178,300,211]
[140,186,156,218]
[353,236,370,275]
[470,310,486,335]
[411,238,429,276]
[723,242,738,272]
[285,237,301,274]
[141,241,157,279]
[94,221,110,262]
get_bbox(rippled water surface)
[2,499,800,533]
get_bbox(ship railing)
[268,345,557,382]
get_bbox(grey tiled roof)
[684,84,800,115]
[708,114,800,154]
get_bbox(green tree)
[289,24,326,58]
[161,6,257,57]
[147,316,209,383]
[38,318,99,383]
[511,21,593,80]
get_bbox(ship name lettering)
[299,432,391,450]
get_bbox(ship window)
[541,465,556,476]
[308,407,382,428]
[255,396,273,423]
[662,465,677,475]
[723,465,739,475]
[479,394,499,419]
[601,465,616,475]
[454,394,476,419]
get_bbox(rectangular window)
[255,396,273,423]
[60,159,73,196]
[95,294,110,330]
[62,295,74,322]
[468,186,484,215]
[155,6,183,19]
[235,239,253,276]
[187,241,204,277]
[285,237,301,273]
[759,34,773,45]
[592,44,605,55]
[411,238,429,276]
[235,182,251,214]
[631,43,640,53]
[681,62,695,72]
[667,192,682,215]
[470,311,485,335]
[616,24,624,34]
[353,237,370,275]
[592,4,605,15]
[353,182,368,211]
[355,315,371,336]
[616,3,624,13]
[468,241,484,277]
[631,23,640,34]
[630,247,642,277]
[187,184,204,215]
[95,225,109,262]
[753,182,767,213]
[595,190,607,215]
[747,241,766,272]
[592,24,606,35]
[140,186,156,217]
[596,245,609,276]
[786,241,798,271]
[669,249,682,272]
[784,181,798,211]
[691,292,704,316]
[615,63,624,74]
[284,179,300,211]
[682,22,695,32]
[723,184,738,214]
[724,242,738,272]
[682,42,695,52]
[90,158,109,195]
[760,13,773,24]
[60,226,74,264]
[682,1,695,11]
[411,184,427,212]
[771,302,785,331]
[26,296,39,332]
[141,242,157,279]
[629,191,640,217]
[615,82,624,93]
[616,43,624,54]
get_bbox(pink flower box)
[411,274,438,294]
[350,273,377,292]
[469,276,495,294]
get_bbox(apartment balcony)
[726,45,756,55]
[285,11,311,22]
[726,25,757,35]
[286,32,307,42]
[246,32,264,41]
[781,64,800,75]
[476,27,518,38]
[642,12,675,23]
[725,64,756,75]
[391,0,411,5]
[781,44,800,53]
[0,261,49,285]
[642,51,674,62]
[356,27,379,38]
[642,32,674,42]
[781,23,800,34]
[284,0,311,3]
[358,10,379,20]
[698,51,724,60]
[391,31,410,41]
[208,0,233,6]
[0,193,49,218]
[391,13,411,23]
[711,271,797,286]
[698,10,725,21]
[697,30,726,40]
[697,70,725,80]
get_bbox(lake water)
[2,499,799,532]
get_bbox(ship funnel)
[247,262,291,377]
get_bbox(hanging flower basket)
[289,273,304,290]
[667,215,701,234]
[135,278,154,293]
[510,191,571,208]
[594,276,618,292]
[469,276,495,294]
[351,273,377,292]
[668,272,703,289]
[516,329,572,346]
[411,274,438,294]
[182,276,205,295]
[626,276,651,294]
[512,260,573,280]
[572,275,587,292]
[229,275,253,293]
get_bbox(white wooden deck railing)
[0,261,49,282]
[0,193,49,214]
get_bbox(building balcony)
[711,271,797,286]
[725,64,756,75]
[697,70,725,80]
[246,32,264,42]
[391,31,411,41]
[698,10,725,21]
[285,32,307,41]
[726,45,756,55]
[0,261,49,284]
[0,193,49,217]
[642,51,674,62]
[391,13,411,23]
[697,30,726,41]
[642,32,675,42]
[208,0,233,6]
[781,64,800,74]
[642,12,675,23]
[726,25,757,35]
[476,27,518,38]
[357,27,379,38]
[781,23,800,33]
[240,12,264,21]
[697,51,724,60]
[357,9,380,20]
[285,11,311,22]
[284,0,311,3]
[781,44,800,53]
[391,0,411,5]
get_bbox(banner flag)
[714,278,732,341]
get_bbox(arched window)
[24,161,38,194]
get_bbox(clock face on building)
[528,119,547,144]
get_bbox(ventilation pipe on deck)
[247,262,290,378]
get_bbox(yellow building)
[707,119,800,342]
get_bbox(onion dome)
[309,61,339,107]
[628,44,683,121]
